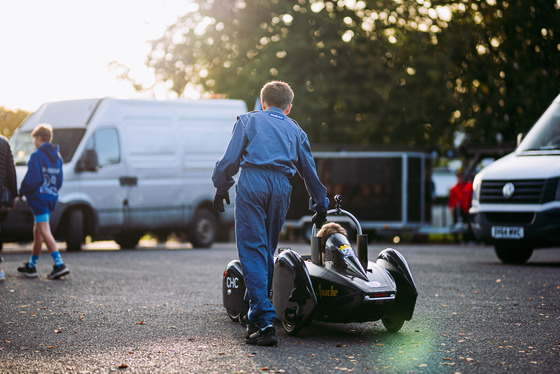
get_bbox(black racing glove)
[312,210,327,229]
[213,192,230,214]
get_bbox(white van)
[470,93,560,263]
[5,97,246,250]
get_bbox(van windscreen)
[11,128,86,165]
[518,102,560,153]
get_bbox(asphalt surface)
[1,240,559,373]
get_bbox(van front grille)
[484,212,535,224]
[480,180,545,204]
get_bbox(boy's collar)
[266,107,285,114]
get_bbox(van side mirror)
[517,133,524,146]
[75,149,99,172]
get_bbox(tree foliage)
[434,0,560,146]
[145,0,560,149]
[0,107,30,138]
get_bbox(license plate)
[491,226,524,239]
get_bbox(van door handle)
[119,176,138,186]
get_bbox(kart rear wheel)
[226,309,241,322]
[282,320,303,336]
[382,317,405,332]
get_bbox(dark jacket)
[0,135,17,199]
[19,142,63,215]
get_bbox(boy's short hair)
[260,81,294,111]
[32,123,53,142]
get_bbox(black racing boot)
[246,326,278,346]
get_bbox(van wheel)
[189,208,217,248]
[66,209,84,252]
[494,244,533,264]
[115,233,142,249]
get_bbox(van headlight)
[472,173,482,205]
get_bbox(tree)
[434,0,560,145]
[143,0,560,149]
[0,107,30,138]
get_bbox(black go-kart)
[222,195,418,336]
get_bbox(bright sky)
[0,0,194,111]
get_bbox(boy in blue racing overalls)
[212,81,329,346]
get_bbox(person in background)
[0,135,18,281]
[448,170,474,242]
[17,124,69,280]
[212,81,329,346]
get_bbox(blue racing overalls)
[212,107,328,328]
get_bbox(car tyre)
[494,244,533,264]
[66,209,84,252]
[189,208,217,248]
[115,233,142,249]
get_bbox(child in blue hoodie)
[18,124,69,279]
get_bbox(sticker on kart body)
[491,226,524,239]
[317,284,338,298]
[226,277,240,289]
[338,244,354,257]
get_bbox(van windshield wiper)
[523,146,560,151]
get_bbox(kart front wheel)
[282,320,303,336]
[382,317,405,332]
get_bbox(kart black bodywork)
[222,195,418,335]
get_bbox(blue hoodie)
[20,142,63,216]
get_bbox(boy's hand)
[213,192,230,213]
[312,210,327,228]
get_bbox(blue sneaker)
[0,269,5,281]
[17,262,38,278]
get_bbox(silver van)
[5,97,246,250]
